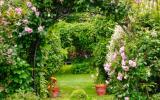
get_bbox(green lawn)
[51,74,114,100]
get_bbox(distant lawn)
[52,74,114,100]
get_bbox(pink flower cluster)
[104,63,111,72]
[25,27,33,33]
[120,46,127,60]
[116,46,137,81]
[120,46,129,72]
[15,8,22,15]
[111,52,117,61]
[117,72,123,81]
[26,2,40,17]
[129,60,136,67]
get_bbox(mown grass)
[50,74,114,100]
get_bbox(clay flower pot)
[95,84,107,96]
[51,87,60,97]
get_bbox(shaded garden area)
[0,0,160,100]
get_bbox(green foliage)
[92,39,109,84]
[6,91,39,100]
[52,13,114,54]
[108,16,160,100]
[6,58,32,94]
[151,93,160,100]
[58,58,92,74]
[39,72,48,98]
[70,89,88,100]
[0,0,34,95]
[40,26,67,75]
[71,62,91,74]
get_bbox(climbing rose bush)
[0,0,45,95]
[104,28,160,99]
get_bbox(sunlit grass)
[50,74,114,100]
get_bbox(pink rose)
[15,8,22,15]
[122,66,129,72]
[112,52,117,61]
[26,2,32,8]
[129,60,137,67]
[117,72,123,81]
[119,46,125,53]
[122,60,126,66]
[104,63,111,72]
[125,97,130,100]
[25,27,33,33]
[121,52,127,60]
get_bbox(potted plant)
[95,84,107,96]
[48,77,60,98]
[95,70,108,96]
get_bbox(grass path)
[52,74,114,100]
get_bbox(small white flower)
[151,30,157,37]
[22,19,29,24]
[0,0,4,6]
[124,75,128,79]
[35,11,40,17]
[38,26,44,32]
[124,96,130,100]
[31,6,37,12]
[48,13,51,17]
[122,66,129,72]
[105,80,109,85]
[16,22,21,26]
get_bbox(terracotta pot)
[51,87,60,98]
[95,84,107,96]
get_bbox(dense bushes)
[104,1,160,99]
[59,58,92,74]
[0,0,34,95]
[70,89,88,100]
[0,0,66,97]
[40,26,67,75]
[52,13,114,59]
[107,28,160,99]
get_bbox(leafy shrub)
[70,89,88,100]
[92,39,109,83]
[105,21,160,100]
[58,58,92,74]
[71,62,91,74]
[6,91,39,100]
[151,93,160,100]
[40,26,68,75]
[52,13,114,53]
[0,0,43,95]
[58,65,73,74]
